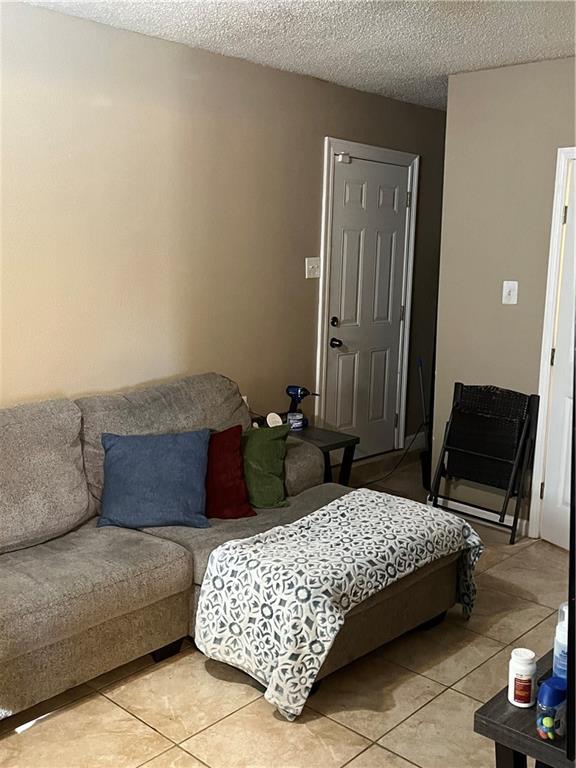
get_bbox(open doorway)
[531,147,576,549]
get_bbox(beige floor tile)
[512,613,558,657]
[475,545,510,574]
[349,453,420,489]
[475,540,535,574]
[464,522,536,575]
[345,744,416,768]
[102,649,262,742]
[380,689,494,768]
[447,586,552,643]
[478,540,569,608]
[308,652,444,740]
[88,654,155,690]
[369,463,428,504]
[380,620,504,685]
[0,693,171,768]
[453,614,558,703]
[472,522,534,549]
[181,698,369,768]
[462,520,536,574]
[451,645,511,703]
[0,683,94,737]
[351,453,427,503]
[138,747,206,768]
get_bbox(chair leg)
[498,488,513,524]
[430,423,450,506]
[508,422,534,544]
[509,499,522,545]
[500,416,531,523]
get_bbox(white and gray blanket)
[195,488,483,719]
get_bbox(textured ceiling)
[30,1,575,108]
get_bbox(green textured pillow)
[242,424,290,508]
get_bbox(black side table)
[296,426,360,486]
[474,650,574,768]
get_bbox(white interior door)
[321,145,415,457]
[541,160,575,549]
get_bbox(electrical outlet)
[305,257,321,279]
[502,280,518,305]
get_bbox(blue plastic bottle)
[536,676,567,741]
[553,602,568,680]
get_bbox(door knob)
[329,337,343,348]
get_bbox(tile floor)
[0,461,569,768]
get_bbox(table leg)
[338,444,356,486]
[494,743,527,768]
[323,452,333,483]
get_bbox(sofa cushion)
[76,373,251,505]
[284,436,325,496]
[143,483,349,585]
[99,430,211,529]
[0,399,90,555]
[242,424,290,508]
[205,425,254,520]
[0,521,193,661]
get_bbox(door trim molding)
[529,146,576,539]
[314,137,419,451]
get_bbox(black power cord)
[364,421,426,487]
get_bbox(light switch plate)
[305,257,321,279]
[502,280,518,305]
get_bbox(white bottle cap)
[266,412,283,427]
[510,648,535,665]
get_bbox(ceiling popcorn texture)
[29,1,575,109]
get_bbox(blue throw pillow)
[98,430,211,529]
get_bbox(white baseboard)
[426,496,530,539]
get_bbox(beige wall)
[1,3,445,428]
[434,57,575,503]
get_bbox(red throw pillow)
[205,425,255,519]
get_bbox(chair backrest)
[453,383,530,423]
[446,383,535,491]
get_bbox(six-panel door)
[325,157,410,457]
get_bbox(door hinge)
[563,205,568,225]
[540,481,545,500]
[550,347,556,366]
[400,305,405,322]
[394,412,399,428]
[336,152,351,164]
[406,191,412,208]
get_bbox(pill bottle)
[536,676,567,741]
[508,648,536,708]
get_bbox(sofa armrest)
[284,436,324,496]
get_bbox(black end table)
[296,426,360,486]
[474,650,574,768]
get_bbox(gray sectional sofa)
[0,371,460,721]
[0,373,329,719]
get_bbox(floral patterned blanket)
[195,488,483,719]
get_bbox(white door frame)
[529,146,576,539]
[314,137,419,450]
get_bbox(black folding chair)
[430,383,539,544]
